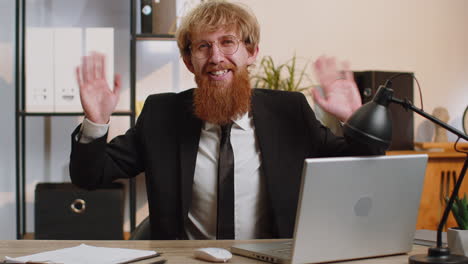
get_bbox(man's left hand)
[311,56,361,122]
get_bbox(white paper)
[5,244,158,264]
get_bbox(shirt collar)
[203,112,252,131]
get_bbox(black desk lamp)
[343,80,468,264]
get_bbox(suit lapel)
[253,90,305,238]
[178,90,202,227]
[251,90,285,236]
[252,91,280,178]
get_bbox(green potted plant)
[450,194,468,229]
[251,55,312,92]
[250,55,344,135]
[447,194,468,256]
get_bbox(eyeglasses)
[190,35,241,59]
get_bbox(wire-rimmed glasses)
[190,35,241,59]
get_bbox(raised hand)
[311,55,362,122]
[76,52,121,124]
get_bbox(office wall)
[0,0,16,239]
[0,0,467,239]
[240,0,468,142]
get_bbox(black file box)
[35,182,125,240]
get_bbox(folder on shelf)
[53,27,83,112]
[25,27,55,112]
[4,244,159,264]
[25,27,115,113]
[85,27,114,92]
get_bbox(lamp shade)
[343,101,393,150]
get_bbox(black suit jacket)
[70,88,382,239]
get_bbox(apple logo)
[354,196,372,217]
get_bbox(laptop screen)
[292,155,428,263]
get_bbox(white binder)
[26,27,114,113]
[25,27,54,112]
[53,27,83,112]
[85,27,114,92]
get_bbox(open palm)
[311,56,362,122]
[76,52,121,124]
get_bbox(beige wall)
[132,0,468,227]
[239,0,468,141]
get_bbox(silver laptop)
[231,154,428,264]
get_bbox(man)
[70,1,382,240]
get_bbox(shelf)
[18,111,133,117]
[387,142,468,159]
[387,150,467,159]
[135,33,175,41]
[15,0,138,239]
[414,142,468,151]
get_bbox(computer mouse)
[194,247,233,262]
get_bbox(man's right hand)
[311,55,361,122]
[76,52,121,124]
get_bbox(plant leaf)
[251,54,312,92]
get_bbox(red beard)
[193,63,252,125]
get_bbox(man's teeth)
[211,70,228,76]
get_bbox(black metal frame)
[14,0,25,240]
[128,0,175,234]
[130,0,137,235]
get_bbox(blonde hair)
[176,0,260,58]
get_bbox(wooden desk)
[0,239,428,264]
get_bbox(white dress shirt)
[185,113,270,239]
[79,113,270,240]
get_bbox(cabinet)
[388,142,468,231]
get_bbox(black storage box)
[35,182,125,240]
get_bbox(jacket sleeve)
[69,100,149,190]
[299,93,385,157]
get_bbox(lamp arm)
[359,86,468,263]
[390,97,468,141]
[391,96,468,248]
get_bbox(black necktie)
[217,123,235,239]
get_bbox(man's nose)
[208,44,224,64]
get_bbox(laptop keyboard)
[269,241,293,258]
[272,248,292,255]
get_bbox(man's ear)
[183,55,195,73]
[247,45,259,65]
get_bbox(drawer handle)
[70,199,86,214]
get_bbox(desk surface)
[0,239,428,264]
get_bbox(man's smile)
[207,69,233,81]
[210,69,229,76]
